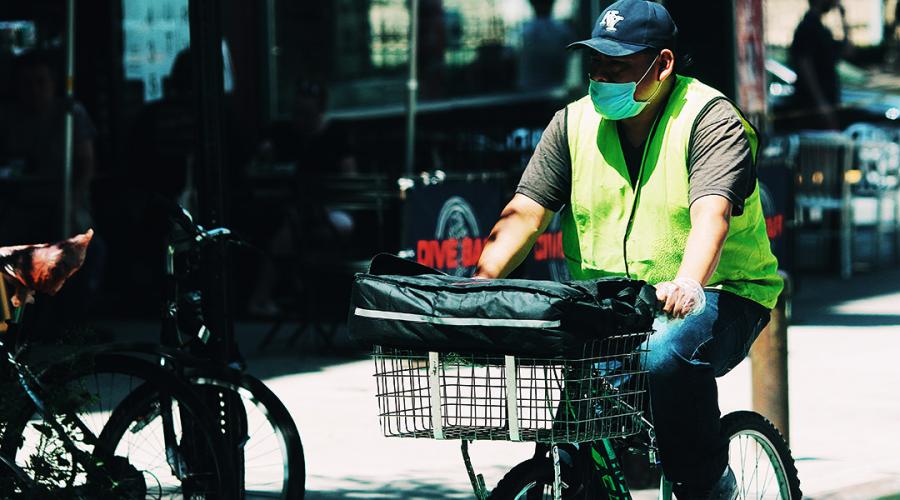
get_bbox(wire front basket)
[373,331,651,444]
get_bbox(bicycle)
[0,236,236,498]
[101,201,305,499]
[370,317,801,499]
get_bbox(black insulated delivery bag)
[348,254,657,357]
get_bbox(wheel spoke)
[759,451,775,499]
[753,439,763,496]
[727,418,795,500]
[740,436,749,498]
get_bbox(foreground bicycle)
[104,201,305,498]
[372,325,801,499]
[0,232,236,497]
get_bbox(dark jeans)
[643,290,770,489]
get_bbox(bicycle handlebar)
[186,226,233,245]
[152,195,243,249]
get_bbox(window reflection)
[272,0,578,115]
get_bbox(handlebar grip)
[196,227,232,242]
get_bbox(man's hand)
[661,195,730,318]
[655,277,705,319]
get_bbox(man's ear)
[659,49,676,80]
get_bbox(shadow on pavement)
[305,482,471,499]
[791,267,900,326]
[792,313,900,327]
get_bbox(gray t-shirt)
[516,98,755,216]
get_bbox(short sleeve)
[515,108,571,212]
[687,99,755,216]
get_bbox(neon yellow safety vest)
[561,76,783,309]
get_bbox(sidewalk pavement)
[99,268,900,498]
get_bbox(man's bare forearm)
[474,194,553,279]
[676,195,732,286]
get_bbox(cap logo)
[599,10,625,32]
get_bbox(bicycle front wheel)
[722,411,802,500]
[489,449,613,500]
[190,368,305,499]
[100,366,306,499]
[489,457,558,499]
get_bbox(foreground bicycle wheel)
[191,369,305,499]
[722,411,802,500]
[100,366,305,499]
[1,353,235,498]
[489,457,558,499]
[489,445,607,500]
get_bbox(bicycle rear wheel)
[1,353,235,498]
[722,411,802,500]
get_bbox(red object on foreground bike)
[0,229,93,306]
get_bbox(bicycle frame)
[460,372,673,500]
[158,209,251,493]
[564,382,674,500]
[579,435,672,500]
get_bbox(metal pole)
[876,186,884,267]
[895,177,900,265]
[750,276,791,444]
[404,0,419,177]
[188,2,243,495]
[265,0,278,122]
[62,0,76,238]
[840,139,854,278]
[189,0,232,364]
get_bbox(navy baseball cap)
[567,0,677,57]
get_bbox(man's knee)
[645,327,711,378]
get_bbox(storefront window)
[122,0,236,103]
[270,0,579,116]
[122,0,191,102]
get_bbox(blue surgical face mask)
[589,55,661,120]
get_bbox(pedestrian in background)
[788,0,852,129]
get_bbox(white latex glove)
[655,277,706,319]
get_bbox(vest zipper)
[621,110,666,279]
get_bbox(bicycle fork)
[461,441,488,500]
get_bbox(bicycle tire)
[721,411,802,500]
[1,353,237,498]
[489,454,606,500]
[100,366,305,499]
[489,457,557,499]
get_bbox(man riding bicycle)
[473,1,783,498]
